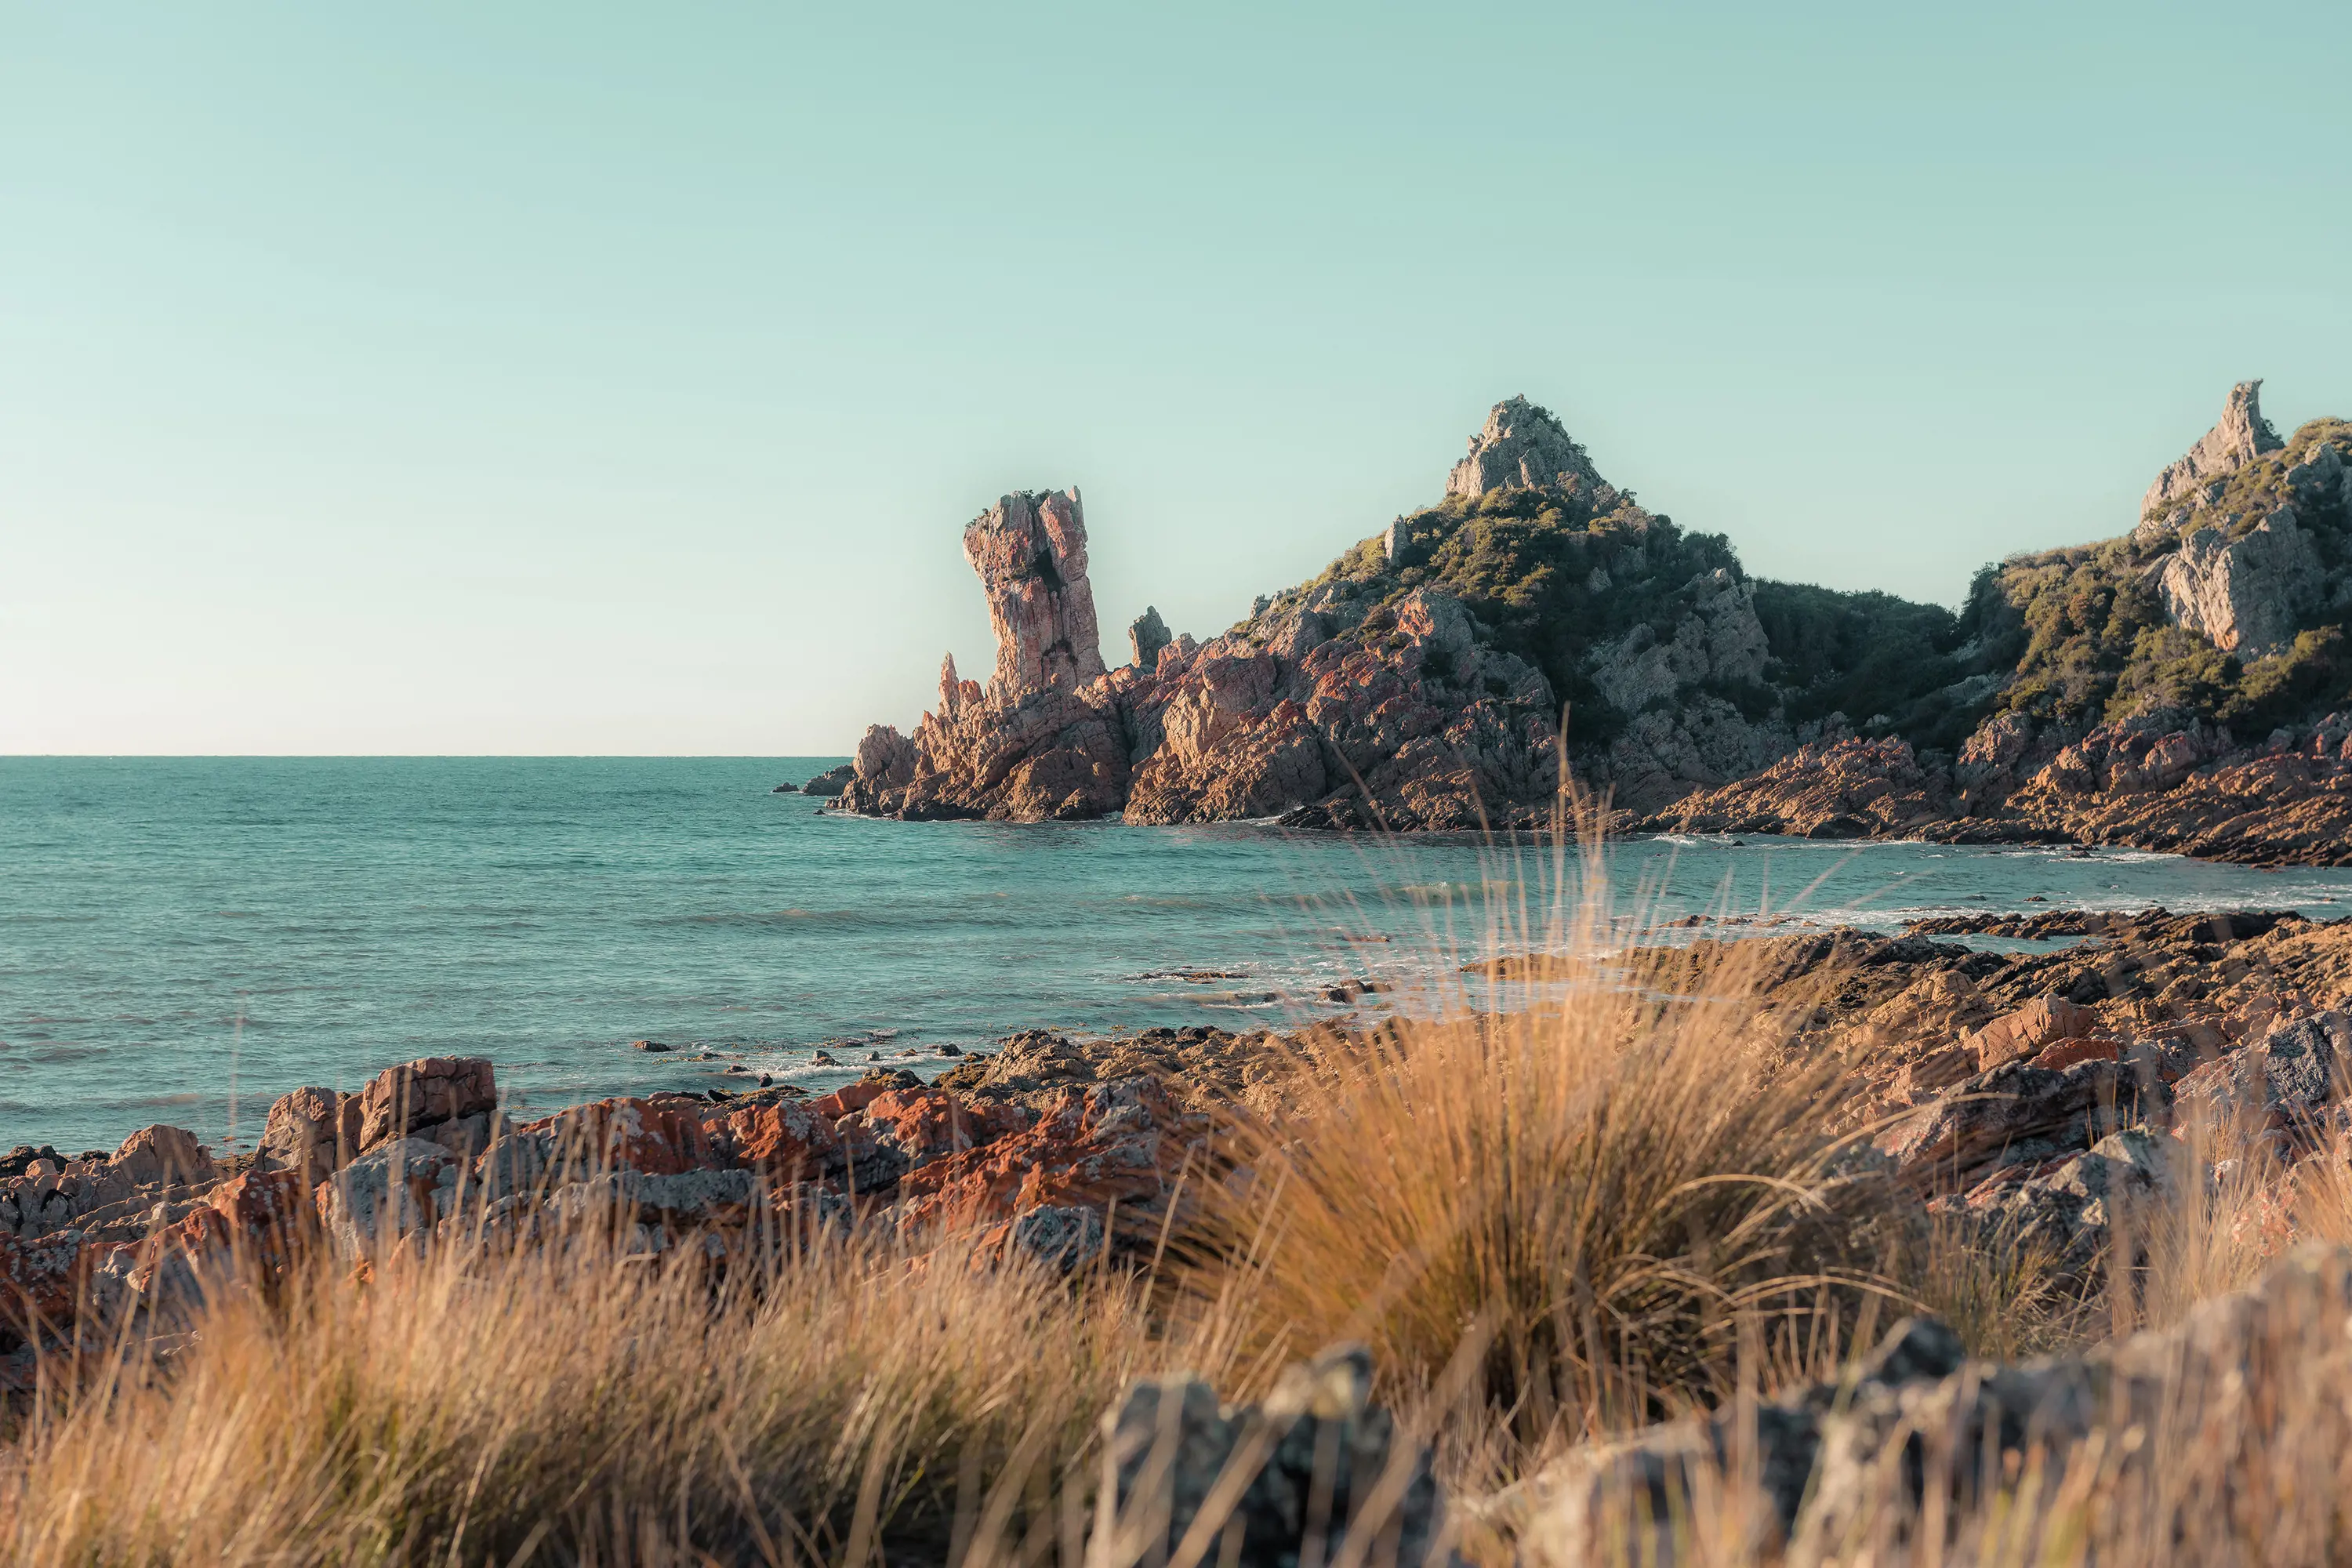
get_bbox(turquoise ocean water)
[8,756,2352,1154]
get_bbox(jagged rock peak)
[960,488,1106,703]
[2141,380,2285,522]
[1128,605,1170,669]
[1446,395,1603,499]
[937,652,982,717]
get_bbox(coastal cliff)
[1655,382,2352,862]
[837,385,2352,858]
[838,397,1908,828]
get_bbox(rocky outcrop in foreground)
[1102,1345,1458,1568]
[1514,1245,2352,1562]
[0,1033,1233,1388]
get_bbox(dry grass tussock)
[1181,842,1900,1465]
[9,825,2352,1563]
[2,1229,1230,1567]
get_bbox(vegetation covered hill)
[1981,415,2352,740]
[1253,394,2352,800]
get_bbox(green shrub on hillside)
[1991,418,2352,735]
[1290,484,1992,748]
[2142,417,2352,548]
[1746,579,1987,745]
[1269,412,2352,760]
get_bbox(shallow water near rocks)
[7,757,2352,1153]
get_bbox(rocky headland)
[834,383,2352,863]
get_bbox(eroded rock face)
[2140,379,2285,528]
[964,488,1106,702]
[1,1125,218,1243]
[1122,586,1562,829]
[260,1087,360,1178]
[837,494,1134,824]
[318,1138,459,1259]
[1584,568,1798,811]
[841,681,1131,823]
[1965,995,2100,1071]
[354,1057,498,1155]
[1646,736,1952,840]
[896,1076,1201,1247]
[2159,514,2323,656]
[1446,393,1601,499]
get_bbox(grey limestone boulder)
[1101,1345,1460,1568]
[1129,605,1171,669]
[1514,1246,2352,1564]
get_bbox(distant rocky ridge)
[835,384,2352,860]
[1652,382,2352,861]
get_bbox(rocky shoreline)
[0,1020,1324,1391]
[818,383,2352,870]
[1634,720,2352,866]
[17,903,2352,1388]
[21,907,2352,1560]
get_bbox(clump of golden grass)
[1888,1209,2091,1363]
[1177,837,1896,1466]
[2,1227,1218,1567]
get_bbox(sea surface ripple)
[8,757,2352,1152]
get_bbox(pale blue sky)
[5,2,2347,753]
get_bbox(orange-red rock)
[131,1167,318,1289]
[523,1098,718,1176]
[897,1078,1198,1236]
[1967,996,2100,1071]
[855,1088,1029,1171]
[0,1229,87,1334]
[718,1098,841,1182]
[2032,1035,2125,1073]
[356,1056,498,1151]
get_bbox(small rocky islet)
[830,382,2352,865]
